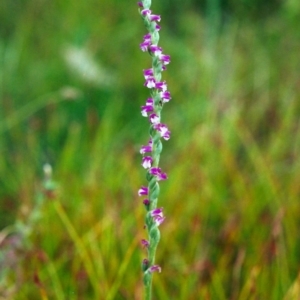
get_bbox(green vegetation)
[1,1,300,299]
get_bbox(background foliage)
[1,0,300,299]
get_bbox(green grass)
[1,1,300,299]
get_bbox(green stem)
[145,276,153,300]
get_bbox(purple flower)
[140,145,152,154]
[144,77,156,89]
[138,186,149,196]
[159,54,171,65]
[155,81,167,92]
[153,123,171,140]
[149,45,162,56]
[149,14,161,22]
[148,46,170,67]
[149,167,161,176]
[160,90,171,103]
[149,113,160,124]
[141,9,161,23]
[141,105,153,117]
[153,215,166,226]
[140,139,153,154]
[140,34,152,52]
[145,98,154,106]
[148,265,162,273]
[142,258,149,270]
[137,1,143,8]
[141,239,150,248]
[142,156,153,169]
[141,99,154,116]
[157,172,167,181]
[150,207,164,218]
[140,41,151,52]
[143,33,152,42]
[149,167,168,181]
[143,68,154,78]
[143,199,150,206]
[141,9,151,16]
[150,208,166,226]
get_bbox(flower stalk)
[137,1,171,299]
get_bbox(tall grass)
[1,1,300,299]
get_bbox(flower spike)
[138,0,171,297]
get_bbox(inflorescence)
[137,0,171,283]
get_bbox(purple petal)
[149,45,162,56]
[141,9,151,16]
[138,186,149,196]
[141,104,153,117]
[149,14,161,22]
[149,167,161,176]
[157,171,168,181]
[149,167,167,180]
[142,156,153,169]
[149,113,160,124]
[143,68,154,78]
[160,91,171,103]
[141,98,154,115]
[159,54,170,65]
[140,139,153,154]
[142,258,149,269]
[139,139,153,155]
[154,123,171,140]
[143,33,152,42]
[140,40,151,52]
[150,207,163,217]
[149,265,162,273]
[153,215,166,226]
[140,145,152,154]
[145,98,154,106]
[144,77,156,89]
[143,199,150,206]
[155,81,167,92]
[141,239,150,248]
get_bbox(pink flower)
[142,156,153,169]
[153,123,171,140]
[138,186,149,196]
[148,265,162,273]
[141,239,150,248]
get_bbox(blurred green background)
[1,0,300,299]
